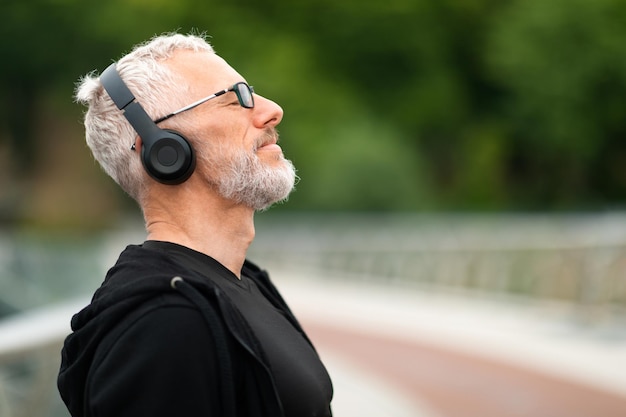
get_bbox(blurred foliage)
[2,0,626,229]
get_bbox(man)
[57,33,333,417]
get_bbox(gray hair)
[74,32,215,201]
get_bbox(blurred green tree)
[2,0,626,229]
[485,0,626,207]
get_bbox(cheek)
[188,120,253,166]
[199,122,250,151]
[194,133,244,177]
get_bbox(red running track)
[304,321,626,417]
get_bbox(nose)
[253,95,283,128]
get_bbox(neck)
[143,185,255,279]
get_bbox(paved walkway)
[273,269,626,417]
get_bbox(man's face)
[165,51,297,210]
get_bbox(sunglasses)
[154,82,254,124]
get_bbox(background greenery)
[2,0,626,230]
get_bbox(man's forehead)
[165,50,243,88]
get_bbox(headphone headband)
[100,64,164,146]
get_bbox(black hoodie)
[57,241,333,417]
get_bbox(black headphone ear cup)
[142,130,195,185]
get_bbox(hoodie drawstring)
[170,276,236,417]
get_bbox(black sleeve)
[87,303,222,417]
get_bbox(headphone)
[100,63,195,185]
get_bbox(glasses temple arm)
[153,88,230,123]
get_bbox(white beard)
[216,150,297,211]
[198,138,297,211]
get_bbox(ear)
[132,136,143,152]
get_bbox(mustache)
[254,128,279,150]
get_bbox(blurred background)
[1,0,626,416]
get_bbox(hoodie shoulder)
[86,294,224,417]
[58,244,204,416]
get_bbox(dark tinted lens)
[235,83,254,108]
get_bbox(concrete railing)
[249,213,626,316]
[0,300,86,417]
